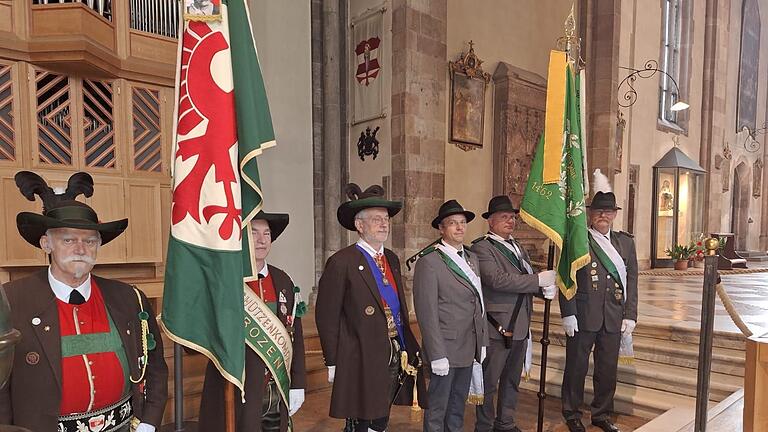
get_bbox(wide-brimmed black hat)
[337,183,402,231]
[252,211,289,241]
[432,199,475,229]
[481,195,520,219]
[587,191,622,210]
[14,171,128,248]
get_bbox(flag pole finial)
[558,4,583,70]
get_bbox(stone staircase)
[523,309,746,420]
[736,250,768,262]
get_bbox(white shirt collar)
[488,231,515,242]
[356,238,384,258]
[590,227,611,240]
[257,261,270,278]
[48,267,91,303]
[439,240,464,254]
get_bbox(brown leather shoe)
[565,418,586,432]
[591,419,621,432]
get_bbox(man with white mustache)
[0,171,168,432]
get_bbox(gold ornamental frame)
[449,41,491,151]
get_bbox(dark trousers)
[261,378,282,432]
[561,326,621,422]
[346,338,402,432]
[474,338,526,432]
[423,365,472,432]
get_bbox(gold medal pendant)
[384,306,399,338]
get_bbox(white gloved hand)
[537,270,556,287]
[135,423,155,432]
[431,357,450,376]
[562,315,579,337]
[288,388,305,416]
[480,346,486,363]
[621,319,636,335]
[327,366,336,383]
[541,284,557,300]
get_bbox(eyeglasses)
[441,220,467,228]
[593,210,617,216]
[359,216,390,225]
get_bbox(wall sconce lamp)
[739,125,764,153]
[617,59,689,111]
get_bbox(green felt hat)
[337,183,402,231]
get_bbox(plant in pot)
[665,244,694,270]
[691,235,706,268]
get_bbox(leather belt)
[58,393,133,432]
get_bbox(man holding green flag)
[161,0,293,427]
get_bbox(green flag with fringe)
[520,51,589,300]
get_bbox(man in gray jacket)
[414,200,488,432]
[471,195,557,432]
[559,188,638,432]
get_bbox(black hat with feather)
[336,183,402,231]
[14,171,128,248]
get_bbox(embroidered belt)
[58,393,134,432]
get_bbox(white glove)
[537,270,556,287]
[135,424,155,432]
[431,357,450,376]
[288,388,305,416]
[480,346,486,363]
[621,319,636,335]
[562,315,579,337]
[327,366,336,383]
[541,284,557,300]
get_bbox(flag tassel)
[537,243,556,432]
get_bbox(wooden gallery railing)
[31,0,179,39]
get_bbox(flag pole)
[537,242,556,432]
[225,382,236,432]
[173,344,185,431]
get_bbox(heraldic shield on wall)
[351,5,386,125]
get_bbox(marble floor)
[627,266,767,336]
[292,388,647,432]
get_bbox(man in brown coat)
[316,184,425,432]
[0,171,168,432]
[198,211,306,432]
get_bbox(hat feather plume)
[592,169,612,194]
[15,171,94,213]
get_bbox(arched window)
[659,0,686,125]
[737,0,760,132]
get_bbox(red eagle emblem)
[173,21,241,241]
[355,37,381,86]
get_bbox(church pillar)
[311,0,348,302]
[699,0,730,237]
[390,0,448,301]
[580,0,622,180]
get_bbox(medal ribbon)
[356,246,406,348]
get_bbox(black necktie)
[457,250,463,257]
[69,290,86,305]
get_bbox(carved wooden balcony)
[0,0,178,85]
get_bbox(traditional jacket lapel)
[28,273,63,388]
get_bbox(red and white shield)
[355,37,381,86]
[88,414,105,432]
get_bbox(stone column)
[390,0,447,302]
[699,0,729,236]
[311,0,348,303]
[581,0,622,180]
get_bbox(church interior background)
[1,0,767,430]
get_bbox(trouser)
[561,325,621,422]
[262,377,282,432]
[423,365,473,432]
[345,337,402,432]
[475,338,527,432]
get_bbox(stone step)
[528,343,742,402]
[519,362,713,420]
[530,310,748,351]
